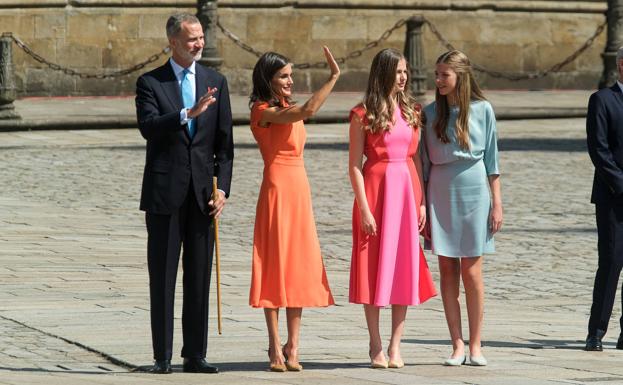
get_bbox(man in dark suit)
[135,13,233,373]
[585,46,623,352]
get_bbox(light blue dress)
[422,100,499,257]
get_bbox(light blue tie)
[181,68,195,138]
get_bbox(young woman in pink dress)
[348,48,437,369]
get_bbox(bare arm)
[488,174,502,234]
[413,152,427,232]
[260,46,340,125]
[349,115,376,235]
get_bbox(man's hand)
[188,87,218,119]
[208,189,226,218]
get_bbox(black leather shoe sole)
[149,360,172,374]
[585,337,603,351]
[183,359,219,374]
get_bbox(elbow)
[348,165,362,181]
[138,119,159,141]
[301,102,318,119]
[302,107,316,119]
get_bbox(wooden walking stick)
[212,177,222,335]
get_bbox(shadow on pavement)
[404,338,587,350]
[0,366,127,374]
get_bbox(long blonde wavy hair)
[362,48,419,133]
[433,50,486,150]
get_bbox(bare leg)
[264,308,285,366]
[461,257,484,357]
[283,307,302,367]
[388,305,407,366]
[364,304,387,365]
[438,256,465,358]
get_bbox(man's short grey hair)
[617,46,623,62]
[166,14,201,39]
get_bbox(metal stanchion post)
[0,33,19,120]
[197,0,223,70]
[599,0,623,88]
[404,16,427,98]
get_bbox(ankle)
[469,345,482,357]
[387,346,401,358]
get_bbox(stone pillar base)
[0,103,20,120]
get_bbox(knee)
[461,265,483,284]
[439,258,460,277]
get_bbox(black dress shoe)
[585,335,603,351]
[617,334,623,350]
[183,358,219,373]
[149,359,172,374]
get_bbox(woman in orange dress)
[249,46,339,372]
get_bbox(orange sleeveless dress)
[249,101,335,308]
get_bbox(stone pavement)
[2,90,623,384]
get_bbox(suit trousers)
[588,203,623,336]
[146,180,214,360]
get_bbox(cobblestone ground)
[1,119,622,384]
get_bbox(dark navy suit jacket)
[587,83,623,205]
[135,60,233,215]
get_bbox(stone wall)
[0,0,608,96]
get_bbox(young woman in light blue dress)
[422,50,502,366]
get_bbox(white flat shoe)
[469,355,487,366]
[443,355,466,366]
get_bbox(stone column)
[197,0,223,70]
[599,0,623,88]
[0,33,19,120]
[404,16,426,98]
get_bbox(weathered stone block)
[312,15,363,40]
[56,43,102,68]
[461,42,525,72]
[423,12,484,44]
[309,68,369,93]
[219,39,260,70]
[573,44,605,72]
[34,14,66,39]
[25,68,75,95]
[221,68,253,96]
[248,11,312,42]
[0,14,36,39]
[479,14,552,45]
[67,11,141,45]
[551,19,596,44]
[367,12,408,41]
[138,13,172,39]
[343,40,402,70]
[218,11,248,41]
[102,39,167,69]
[74,74,136,95]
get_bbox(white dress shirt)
[169,58,196,125]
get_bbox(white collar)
[169,58,196,76]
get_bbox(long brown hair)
[433,50,486,150]
[362,48,419,133]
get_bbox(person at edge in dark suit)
[135,13,233,373]
[585,46,623,352]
